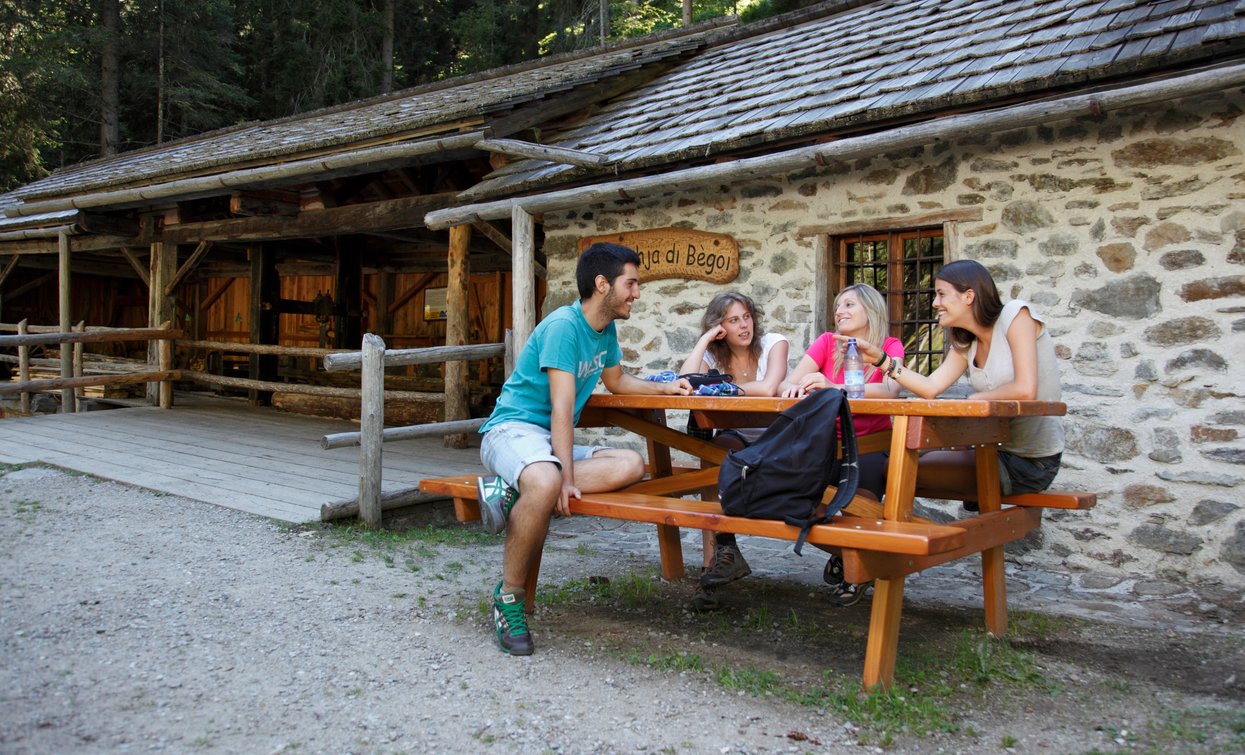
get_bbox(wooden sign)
[578,227,739,283]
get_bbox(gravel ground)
[3,465,1242,754]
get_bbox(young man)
[476,242,691,656]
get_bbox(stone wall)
[540,89,1245,593]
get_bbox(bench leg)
[656,524,686,581]
[862,576,905,690]
[453,496,481,523]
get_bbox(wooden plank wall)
[198,272,513,349]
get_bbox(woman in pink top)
[782,283,904,499]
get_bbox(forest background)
[0,0,820,193]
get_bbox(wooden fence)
[319,333,510,526]
[0,321,181,412]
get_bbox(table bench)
[422,395,1095,689]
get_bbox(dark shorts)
[998,452,1061,496]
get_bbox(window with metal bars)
[831,228,946,373]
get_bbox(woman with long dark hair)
[845,259,1064,500]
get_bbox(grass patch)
[538,572,659,609]
[1146,706,1245,752]
[305,522,500,567]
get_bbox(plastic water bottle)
[844,338,865,399]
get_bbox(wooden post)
[334,241,362,350]
[359,333,385,528]
[444,223,471,449]
[58,229,74,412]
[511,205,536,354]
[17,319,30,414]
[72,320,85,405]
[248,243,278,405]
[159,320,173,409]
[147,240,176,405]
[376,270,395,337]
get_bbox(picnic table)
[421,393,1094,688]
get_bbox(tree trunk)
[100,0,121,156]
[381,0,394,94]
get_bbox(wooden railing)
[0,321,181,412]
[176,339,448,404]
[318,332,510,526]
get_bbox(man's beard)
[603,288,631,320]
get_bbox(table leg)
[975,444,1007,636]
[643,408,673,477]
[656,524,686,581]
[862,415,919,689]
[863,577,905,690]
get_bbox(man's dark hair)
[576,243,641,299]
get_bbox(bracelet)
[873,353,888,368]
[886,357,903,379]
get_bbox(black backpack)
[717,388,860,555]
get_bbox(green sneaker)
[477,475,518,535]
[492,581,534,656]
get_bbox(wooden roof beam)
[157,191,459,245]
[475,138,611,169]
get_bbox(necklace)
[731,355,757,381]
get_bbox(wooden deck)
[0,393,485,523]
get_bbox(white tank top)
[964,300,1064,457]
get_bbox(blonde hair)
[832,284,890,380]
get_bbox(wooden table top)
[585,394,1066,418]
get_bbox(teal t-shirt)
[480,301,622,433]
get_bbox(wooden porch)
[0,392,485,523]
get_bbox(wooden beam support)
[248,243,279,404]
[121,248,151,288]
[147,241,176,405]
[511,205,535,353]
[229,190,301,217]
[387,272,439,315]
[444,223,471,449]
[162,240,213,297]
[0,255,20,287]
[470,217,512,254]
[58,230,73,412]
[474,137,611,168]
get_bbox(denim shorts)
[998,452,1061,496]
[479,420,612,488]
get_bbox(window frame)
[827,226,950,373]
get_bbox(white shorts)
[479,420,612,488]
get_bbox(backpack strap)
[785,390,861,555]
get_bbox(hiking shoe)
[477,475,518,535]
[690,584,723,613]
[823,554,870,608]
[700,544,751,587]
[492,581,534,656]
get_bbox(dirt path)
[3,466,1242,754]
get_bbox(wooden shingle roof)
[8,26,721,205]
[463,0,1245,199]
